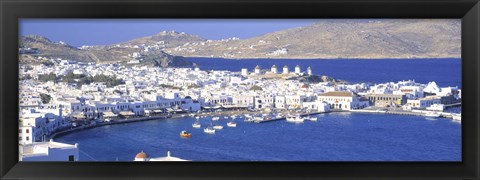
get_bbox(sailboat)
[192,120,201,128]
[204,122,216,134]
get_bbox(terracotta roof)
[319,91,354,97]
[135,151,148,159]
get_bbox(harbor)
[55,111,461,161]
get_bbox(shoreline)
[185,56,461,61]
[50,106,460,140]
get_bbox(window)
[68,155,75,161]
[19,137,22,141]
[26,129,29,133]
[19,129,22,133]
[26,136,29,141]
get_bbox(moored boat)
[425,112,440,118]
[227,122,237,127]
[452,114,461,122]
[192,121,201,128]
[204,127,215,134]
[286,115,304,123]
[213,125,224,130]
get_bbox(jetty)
[253,111,330,123]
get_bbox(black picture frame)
[1,0,479,179]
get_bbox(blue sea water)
[56,113,461,161]
[55,58,462,161]
[187,58,461,87]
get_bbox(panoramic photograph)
[18,19,461,162]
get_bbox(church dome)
[135,151,148,159]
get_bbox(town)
[18,58,461,161]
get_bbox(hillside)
[19,19,461,64]
[162,19,461,59]
[19,35,192,67]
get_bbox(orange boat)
[180,131,191,138]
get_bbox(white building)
[19,139,79,161]
[19,126,34,144]
[302,101,330,112]
[283,65,289,74]
[271,65,278,74]
[317,91,369,110]
[241,68,248,76]
[254,65,261,74]
[295,65,301,74]
[406,96,442,109]
[274,96,286,109]
[134,151,188,161]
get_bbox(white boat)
[195,116,200,119]
[212,117,220,121]
[286,115,304,123]
[227,122,237,127]
[425,112,440,118]
[426,104,445,111]
[308,117,317,121]
[452,114,461,122]
[204,127,215,134]
[213,125,224,130]
[192,122,201,128]
[253,116,264,121]
[244,118,254,122]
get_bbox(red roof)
[319,91,354,97]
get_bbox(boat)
[452,114,461,122]
[286,115,304,123]
[253,116,264,121]
[227,122,237,127]
[180,131,191,138]
[244,118,254,122]
[308,117,318,121]
[204,127,215,134]
[213,125,224,130]
[212,117,220,121]
[192,121,201,128]
[426,104,445,111]
[195,116,200,120]
[425,112,440,118]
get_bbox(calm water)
[56,58,462,161]
[56,113,461,161]
[188,58,461,87]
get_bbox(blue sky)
[20,19,319,47]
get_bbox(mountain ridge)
[162,19,461,59]
[19,19,461,65]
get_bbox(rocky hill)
[20,19,461,65]
[163,19,461,59]
[119,30,206,48]
[19,35,192,67]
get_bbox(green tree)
[38,72,57,82]
[40,93,52,104]
[250,85,263,91]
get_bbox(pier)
[252,111,330,123]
